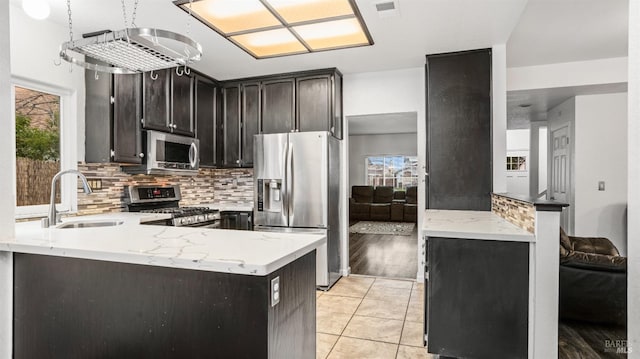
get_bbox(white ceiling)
[30,0,529,80]
[506,0,629,67]
[348,112,417,135]
[507,83,628,129]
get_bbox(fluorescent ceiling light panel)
[175,0,373,58]
[266,0,354,23]
[231,28,307,57]
[186,0,281,34]
[293,18,369,50]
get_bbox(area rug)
[349,221,415,236]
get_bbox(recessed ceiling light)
[22,0,50,20]
[175,0,373,59]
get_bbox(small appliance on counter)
[126,185,219,228]
[253,131,341,289]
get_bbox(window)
[12,80,77,218]
[365,155,418,189]
[506,156,527,171]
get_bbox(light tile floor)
[316,276,437,359]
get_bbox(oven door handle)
[189,142,198,168]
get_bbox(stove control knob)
[198,215,205,222]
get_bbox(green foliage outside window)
[15,114,60,161]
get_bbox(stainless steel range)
[127,185,220,228]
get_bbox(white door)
[550,126,571,232]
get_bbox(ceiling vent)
[375,0,400,18]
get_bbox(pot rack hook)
[184,65,191,75]
[176,66,184,76]
[150,70,158,80]
[94,69,100,80]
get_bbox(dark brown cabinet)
[142,69,171,132]
[426,49,492,211]
[261,78,295,134]
[142,69,194,137]
[222,84,241,167]
[242,82,260,167]
[171,72,195,136]
[222,82,260,167]
[195,76,219,167]
[85,69,142,164]
[296,71,343,138]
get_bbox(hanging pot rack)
[58,0,202,75]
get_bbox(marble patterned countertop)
[2,213,324,276]
[423,209,535,242]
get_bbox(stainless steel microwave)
[124,130,199,176]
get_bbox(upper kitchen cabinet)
[85,68,142,164]
[426,49,492,211]
[242,82,260,167]
[171,71,195,136]
[142,69,171,132]
[195,75,219,167]
[142,69,195,137]
[222,82,260,168]
[261,78,295,134]
[296,70,343,139]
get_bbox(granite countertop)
[1,213,324,276]
[423,210,535,242]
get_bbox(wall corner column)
[492,44,507,193]
[0,0,15,356]
[531,207,562,359]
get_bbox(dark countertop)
[493,192,569,212]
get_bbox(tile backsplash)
[77,163,254,215]
[491,193,535,233]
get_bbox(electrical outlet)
[271,276,280,307]
[598,181,605,191]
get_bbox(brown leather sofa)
[349,186,417,223]
[559,228,627,326]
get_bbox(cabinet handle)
[236,160,240,164]
[139,153,145,158]
[110,96,115,104]
[110,149,115,158]
[140,118,145,125]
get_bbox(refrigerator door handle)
[282,141,289,221]
[287,141,294,222]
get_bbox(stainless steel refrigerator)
[254,131,341,289]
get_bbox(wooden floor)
[559,320,628,359]
[348,224,418,279]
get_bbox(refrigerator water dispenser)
[257,179,282,212]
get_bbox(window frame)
[11,77,79,219]
[364,154,418,189]
[506,155,527,172]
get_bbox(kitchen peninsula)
[0,213,325,358]
[423,193,568,359]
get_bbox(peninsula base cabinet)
[13,251,316,359]
[425,237,529,359]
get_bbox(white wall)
[574,93,628,255]
[506,129,530,195]
[547,97,576,233]
[343,67,426,280]
[0,0,14,356]
[9,3,85,160]
[0,0,15,235]
[348,133,418,191]
[507,57,628,91]
[628,0,640,353]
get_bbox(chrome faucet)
[45,169,92,227]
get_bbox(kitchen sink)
[56,219,124,229]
